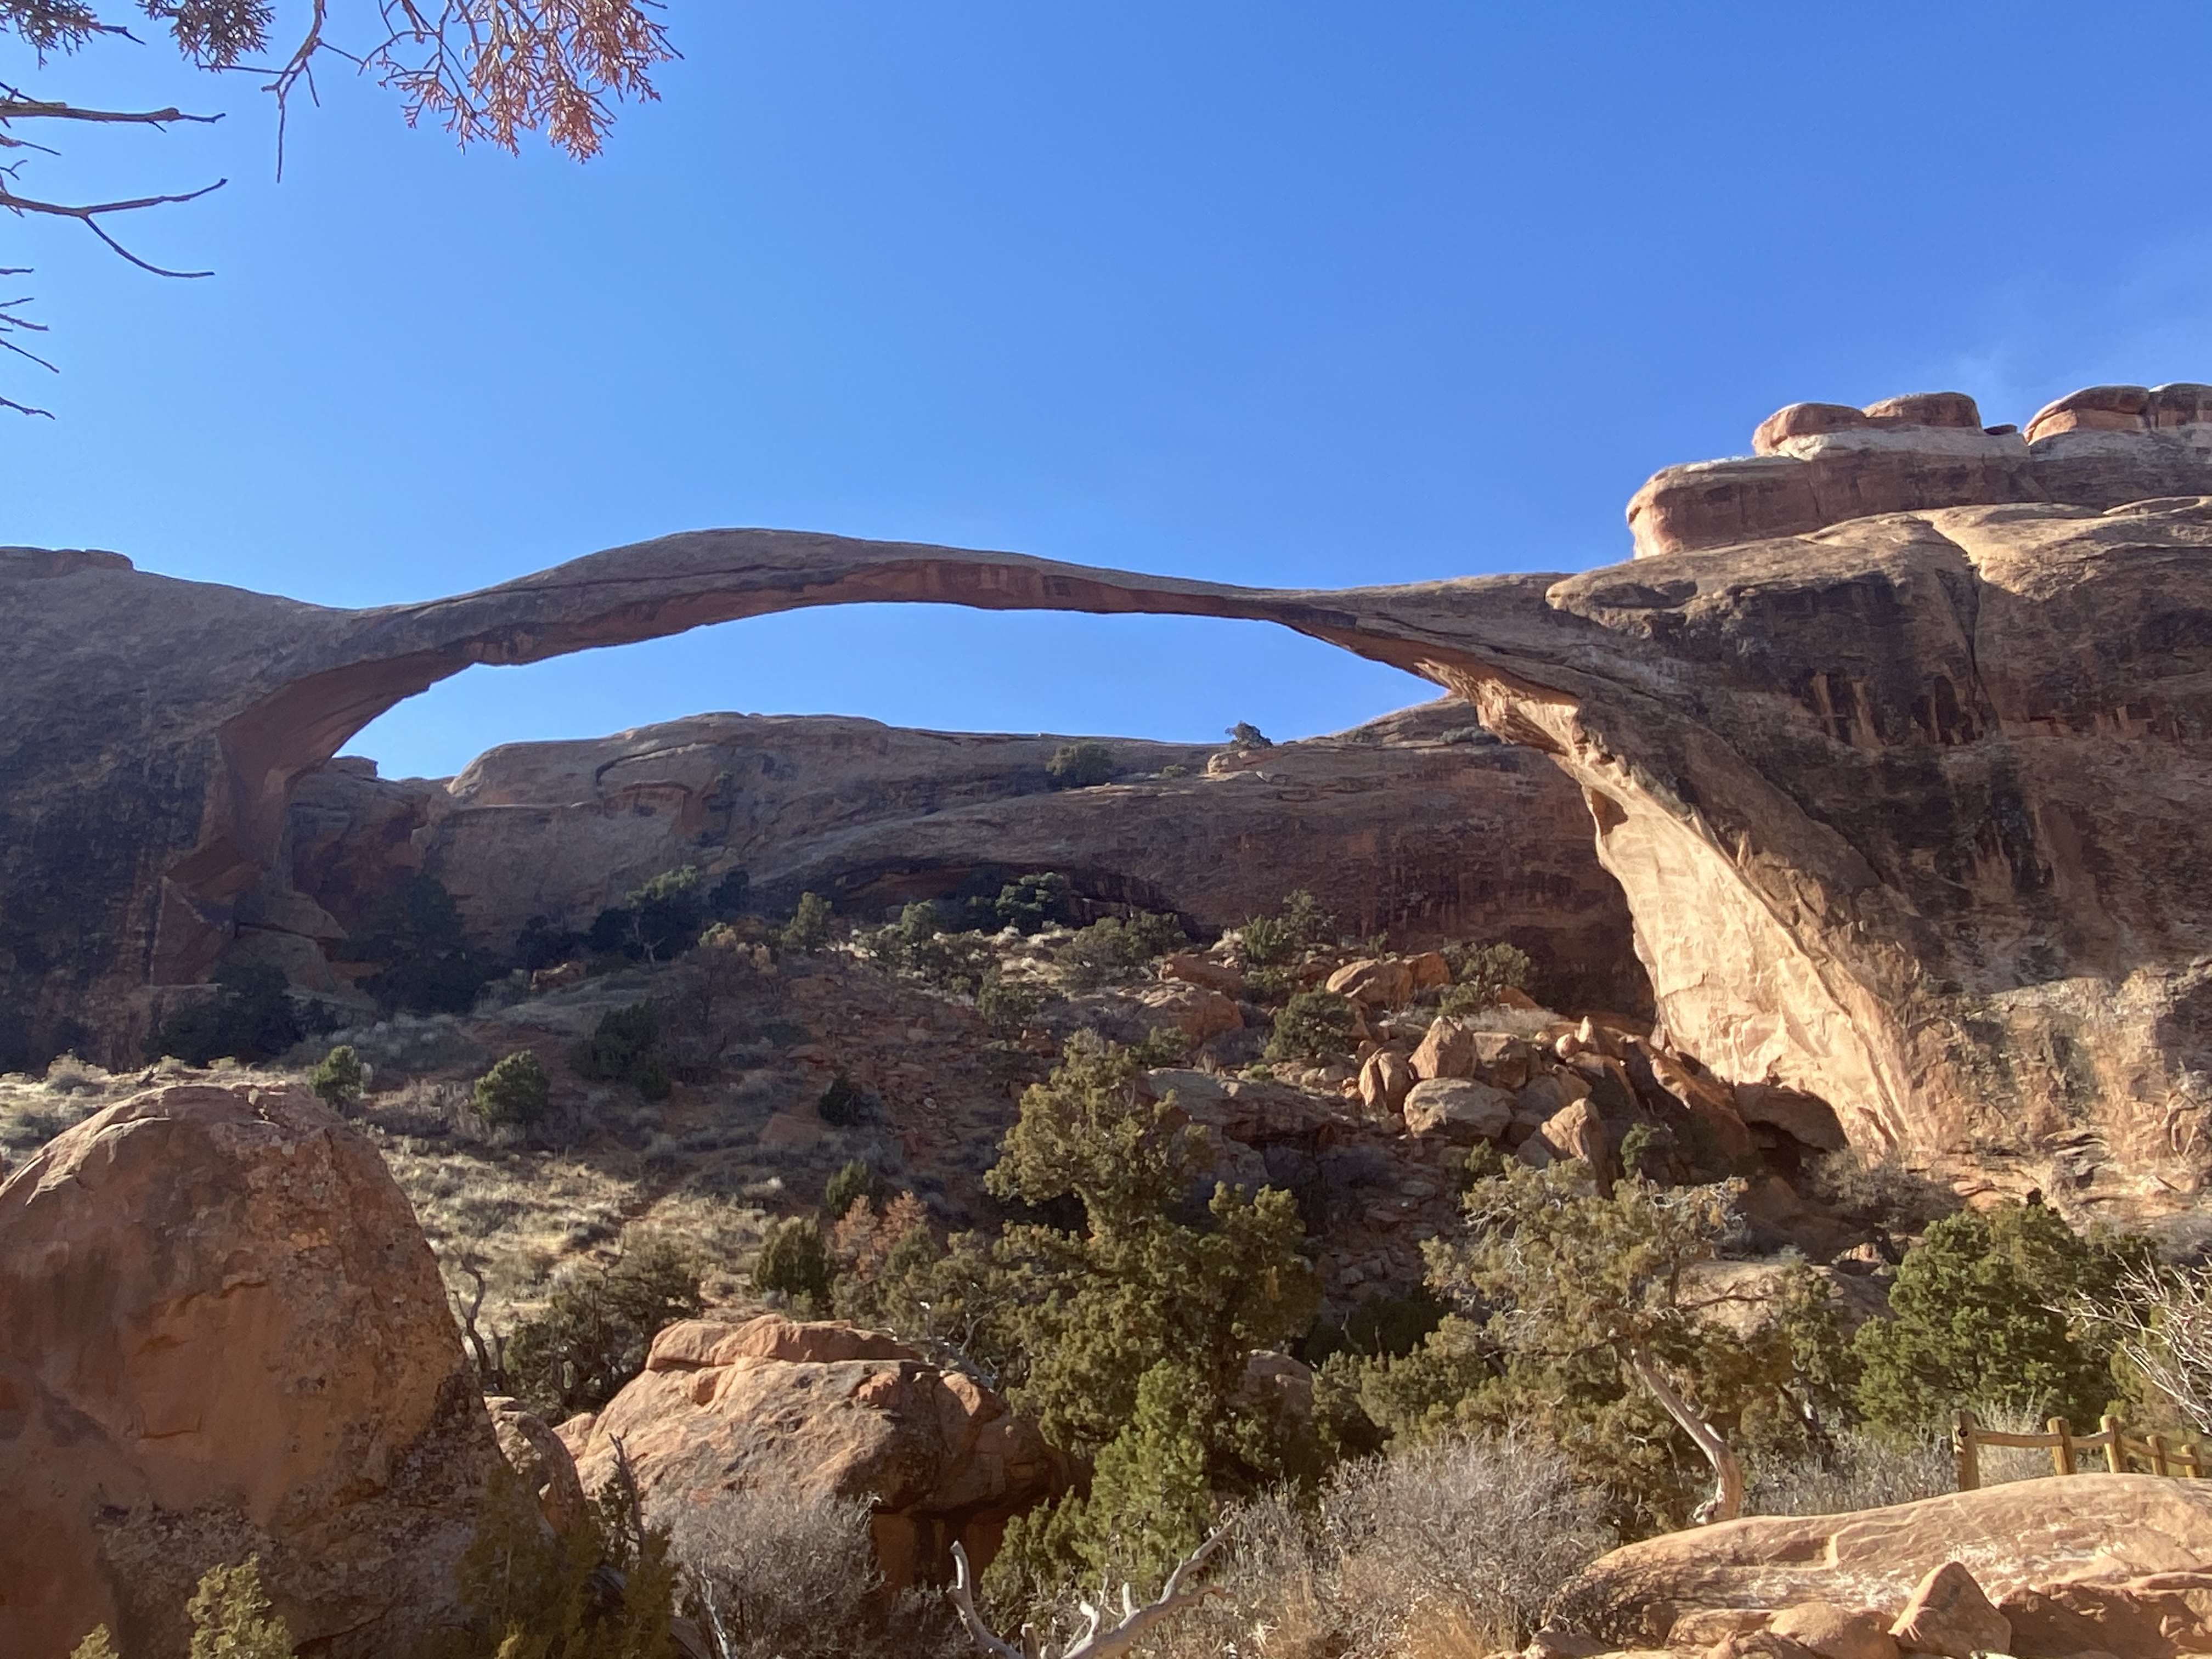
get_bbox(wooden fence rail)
[1953,1409,2209,1489]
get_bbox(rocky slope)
[10,380,2212,1197]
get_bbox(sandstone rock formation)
[1402,1075,1515,1141]
[1561,1474,2212,1658]
[487,1395,589,1533]
[568,1314,1069,1589]
[289,703,1633,1003]
[12,380,2212,1198]
[1630,382,2212,557]
[0,1080,496,1659]
[1888,1560,2011,1659]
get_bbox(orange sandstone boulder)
[1326,956,1420,1008]
[1136,978,1244,1041]
[487,1395,588,1533]
[1402,1077,1514,1141]
[1888,1562,2010,1659]
[1411,1015,1480,1081]
[1159,952,1246,996]
[1769,1602,1900,1659]
[1358,1047,1414,1114]
[1519,1097,1615,1188]
[0,1081,497,1659]
[573,1316,1070,1591]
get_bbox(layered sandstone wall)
[282,700,1643,1011]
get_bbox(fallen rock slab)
[1403,1076,1515,1141]
[1560,1475,2212,1659]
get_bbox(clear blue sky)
[9,4,2211,778]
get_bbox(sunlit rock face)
[0,1080,496,1659]
[8,381,2212,1200]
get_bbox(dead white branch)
[947,1526,1230,1659]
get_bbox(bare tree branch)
[0,175,225,274]
[0,0,678,413]
[0,89,224,125]
[0,266,56,414]
[947,1527,1231,1659]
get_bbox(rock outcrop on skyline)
[9,381,2212,1197]
[0,1080,496,1659]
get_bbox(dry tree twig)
[946,1526,1231,1659]
[0,0,676,411]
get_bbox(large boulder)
[1560,1475,2212,1659]
[571,1316,1071,1591]
[0,1080,497,1659]
[1326,957,1419,1009]
[1402,1076,1515,1141]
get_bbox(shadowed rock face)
[8,383,2212,1194]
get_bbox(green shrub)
[475,1050,551,1127]
[1239,889,1339,969]
[1852,1200,2147,1434]
[952,1035,1318,1601]
[865,901,996,995]
[1439,940,1534,1013]
[1057,1359,1216,1589]
[990,870,1077,932]
[1058,911,1189,990]
[823,1158,880,1224]
[346,874,504,1016]
[780,892,834,956]
[586,865,710,962]
[977,970,1041,1036]
[433,1458,678,1659]
[1225,721,1273,751]
[1265,990,1359,1063]
[1128,1024,1194,1067]
[1399,1164,1818,1534]
[572,1002,666,1098]
[503,1238,704,1417]
[185,1556,292,1659]
[1045,741,1116,789]
[68,1628,121,1659]
[756,1217,834,1310]
[817,1074,866,1126]
[148,960,318,1064]
[308,1043,364,1108]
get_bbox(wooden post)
[1954,1409,1979,1491]
[2049,1416,2075,1477]
[2101,1415,2126,1474]
[2150,1433,2171,1477]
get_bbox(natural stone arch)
[14,386,2212,1188]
